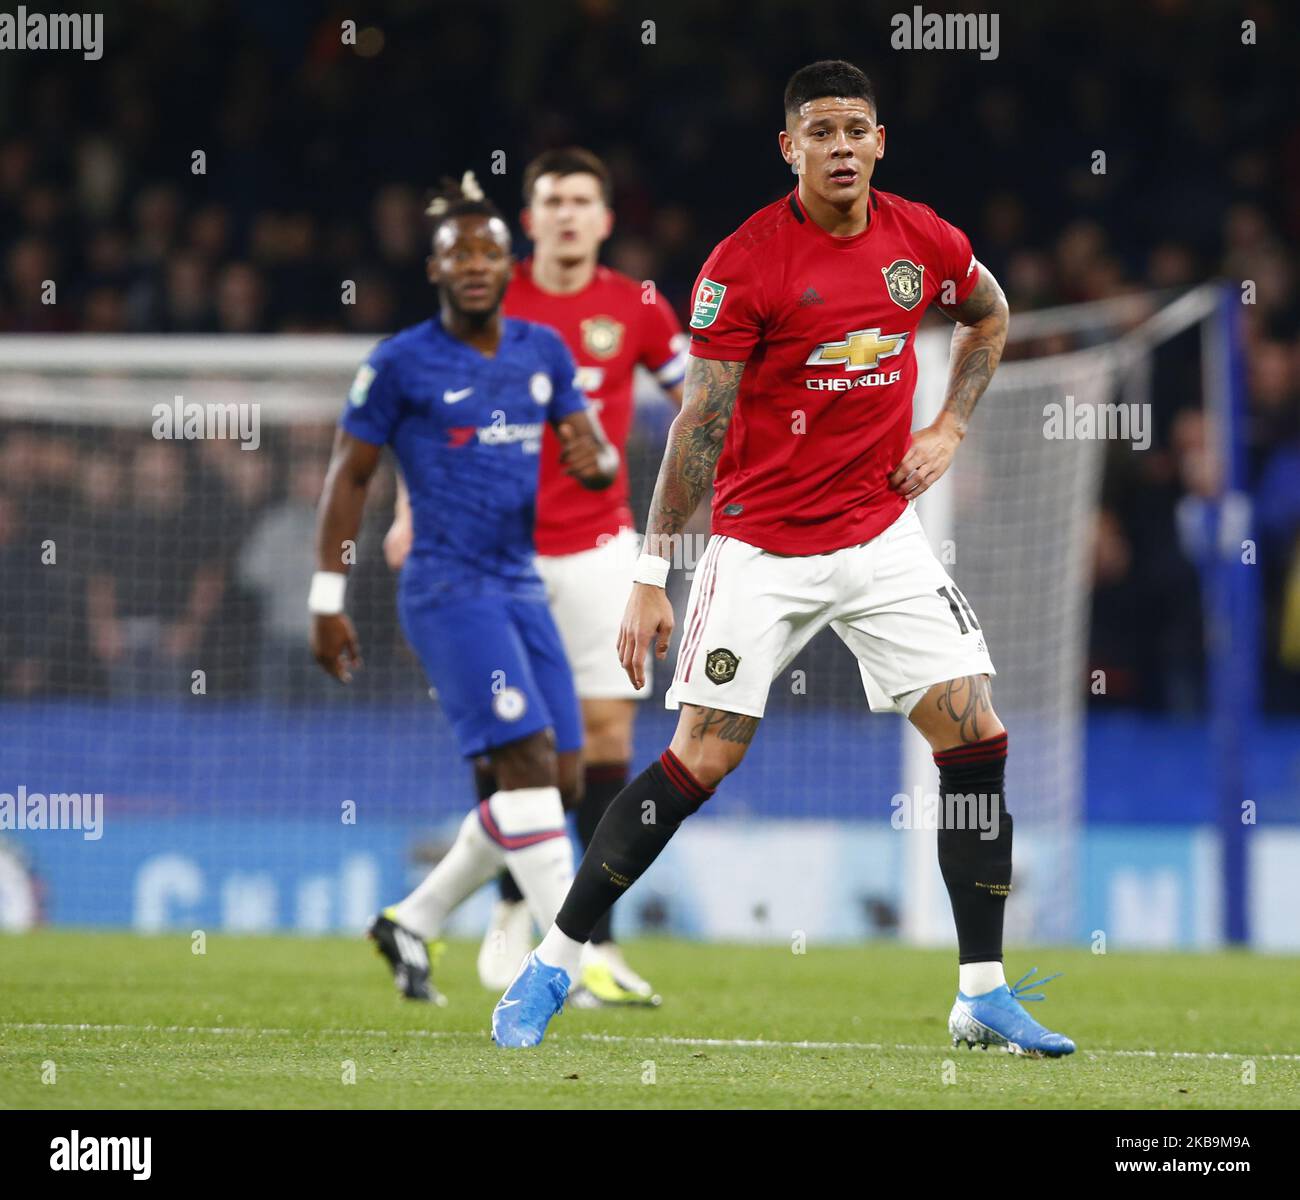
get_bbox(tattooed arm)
[887,264,1009,500]
[935,263,1010,435]
[617,355,746,688]
[643,356,746,559]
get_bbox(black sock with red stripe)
[555,750,713,944]
[577,763,629,945]
[934,732,1012,965]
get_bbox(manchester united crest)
[704,647,740,685]
[881,259,925,311]
[581,316,624,360]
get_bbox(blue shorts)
[398,574,582,760]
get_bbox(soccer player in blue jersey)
[310,173,618,1003]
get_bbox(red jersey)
[687,188,979,555]
[504,260,687,555]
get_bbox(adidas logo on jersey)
[798,286,824,307]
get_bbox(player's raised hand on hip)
[617,583,674,690]
[887,419,963,501]
[311,613,363,683]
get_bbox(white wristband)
[632,553,671,589]
[596,443,620,477]
[308,571,347,615]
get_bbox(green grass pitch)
[2,931,1297,1109]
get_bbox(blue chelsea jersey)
[341,316,587,592]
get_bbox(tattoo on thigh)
[936,675,993,744]
[689,707,760,745]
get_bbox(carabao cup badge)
[690,278,727,329]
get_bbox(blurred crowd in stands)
[1,0,1297,711]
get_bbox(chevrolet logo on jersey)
[805,328,908,371]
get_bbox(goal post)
[0,284,1249,947]
[1201,285,1257,945]
[902,283,1235,949]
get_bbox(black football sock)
[497,867,524,904]
[555,749,712,944]
[474,761,525,904]
[577,763,629,945]
[934,732,1012,965]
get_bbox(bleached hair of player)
[422,170,505,247]
[425,170,486,217]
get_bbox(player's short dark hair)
[521,147,613,206]
[425,171,505,244]
[783,60,876,121]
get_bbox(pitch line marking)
[3,1022,1299,1062]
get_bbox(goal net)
[0,287,1226,947]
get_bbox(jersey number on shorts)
[937,585,981,634]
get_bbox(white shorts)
[537,526,649,701]
[665,504,995,719]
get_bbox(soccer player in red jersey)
[493,61,1075,1056]
[387,149,685,1004]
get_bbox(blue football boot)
[491,952,571,1048]
[948,967,1076,1058]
